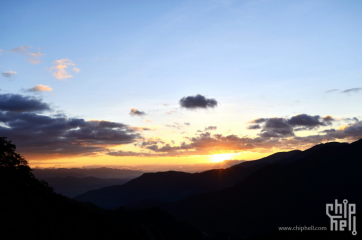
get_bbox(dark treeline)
[0,137,202,240]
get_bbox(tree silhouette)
[0,137,53,199]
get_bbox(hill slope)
[75,150,302,209]
[160,138,362,238]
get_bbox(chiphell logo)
[326,199,357,236]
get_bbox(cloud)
[325,89,339,93]
[165,123,182,129]
[260,118,294,138]
[50,59,77,80]
[341,88,362,94]
[107,150,155,157]
[205,126,217,131]
[288,114,324,129]
[184,122,190,126]
[0,49,3,55]
[2,71,17,78]
[319,129,336,133]
[343,117,359,122]
[322,115,334,122]
[26,84,53,92]
[0,93,51,112]
[130,108,146,116]
[179,94,218,109]
[0,94,141,158]
[166,110,177,114]
[248,118,268,124]
[144,119,153,123]
[10,45,32,54]
[129,126,152,132]
[247,124,261,130]
[142,120,362,156]
[108,112,362,158]
[9,45,45,64]
[73,68,80,72]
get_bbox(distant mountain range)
[74,151,294,209]
[43,176,131,197]
[75,141,353,209]
[33,167,144,179]
[34,162,245,197]
[75,139,361,238]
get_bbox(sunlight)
[210,153,236,163]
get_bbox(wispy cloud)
[341,88,362,94]
[0,49,3,56]
[50,59,79,80]
[2,71,17,78]
[325,89,339,93]
[26,84,53,92]
[9,45,45,64]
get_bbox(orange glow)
[210,153,237,163]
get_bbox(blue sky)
[1,0,362,168]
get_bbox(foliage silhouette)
[0,137,202,240]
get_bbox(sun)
[210,153,236,163]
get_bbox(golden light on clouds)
[29,84,53,92]
[9,45,45,64]
[50,58,79,79]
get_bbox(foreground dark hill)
[0,137,202,240]
[155,138,361,238]
[75,142,347,209]
[75,150,300,209]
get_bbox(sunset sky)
[1,0,361,169]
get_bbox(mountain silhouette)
[0,137,202,240]
[43,176,131,197]
[156,138,362,238]
[75,139,361,238]
[75,143,342,209]
[75,150,300,209]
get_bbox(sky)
[1,0,362,169]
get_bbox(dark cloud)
[322,115,334,122]
[247,124,261,130]
[319,129,336,133]
[130,108,146,116]
[0,93,51,112]
[205,126,217,131]
[344,117,359,122]
[288,114,323,129]
[179,94,217,109]
[341,88,362,94]
[0,94,142,158]
[260,118,294,137]
[0,111,140,158]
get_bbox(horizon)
[1,0,361,170]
